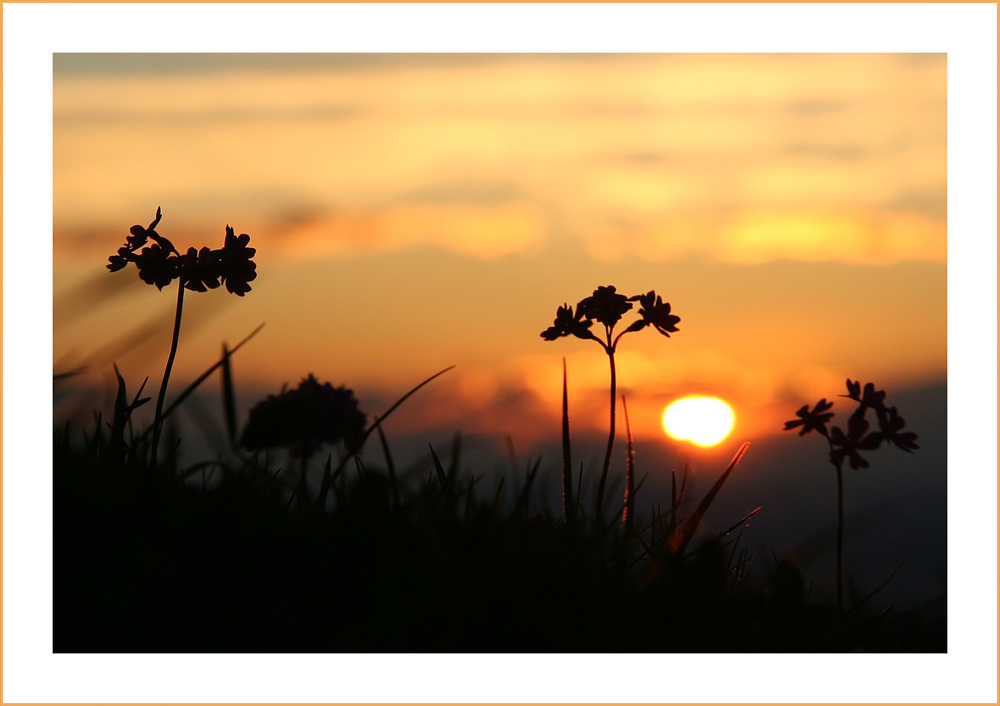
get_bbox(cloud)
[54,53,945,268]
[267,201,548,259]
[584,209,946,265]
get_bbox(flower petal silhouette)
[219,226,257,296]
[133,243,178,290]
[180,246,222,292]
[106,252,130,272]
[629,290,680,337]
[842,379,887,411]
[541,303,595,341]
[877,406,920,452]
[579,285,632,328]
[783,398,834,437]
[829,415,883,469]
[126,225,150,251]
[125,207,162,251]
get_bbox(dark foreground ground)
[53,429,945,653]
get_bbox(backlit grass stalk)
[621,394,635,536]
[669,442,750,557]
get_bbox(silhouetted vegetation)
[784,380,920,610]
[541,285,680,524]
[52,211,945,653]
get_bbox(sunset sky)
[52,52,947,449]
[5,2,996,703]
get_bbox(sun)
[662,396,735,447]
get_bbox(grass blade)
[317,454,336,510]
[139,322,265,439]
[670,441,750,557]
[717,506,763,542]
[491,475,506,513]
[374,419,399,512]
[849,556,909,614]
[621,394,635,535]
[669,470,678,535]
[447,432,462,481]
[220,341,238,446]
[512,457,541,518]
[429,443,448,489]
[327,365,456,487]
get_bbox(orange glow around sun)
[662,396,735,447]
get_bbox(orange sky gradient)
[53,53,947,449]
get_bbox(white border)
[5,3,997,703]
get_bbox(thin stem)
[835,460,844,611]
[150,280,185,468]
[824,432,845,612]
[595,346,616,524]
[561,357,575,529]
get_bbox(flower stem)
[835,460,844,611]
[561,357,575,529]
[596,346,616,524]
[150,280,185,468]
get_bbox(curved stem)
[611,328,632,350]
[595,346,616,524]
[150,280,185,468]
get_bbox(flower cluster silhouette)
[541,286,679,347]
[784,379,919,469]
[541,286,680,522]
[784,378,919,609]
[241,375,367,459]
[108,208,257,296]
[106,208,258,467]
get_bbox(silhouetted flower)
[876,406,920,453]
[241,375,366,458]
[218,226,257,296]
[126,206,163,250]
[108,209,257,297]
[829,415,883,470]
[579,285,632,328]
[133,243,178,290]
[783,398,835,437]
[179,246,222,292]
[108,209,166,272]
[628,290,680,337]
[541,303,595,341]
[540,283,680,524]
[843,380,886,411]
[107,246,132,273]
